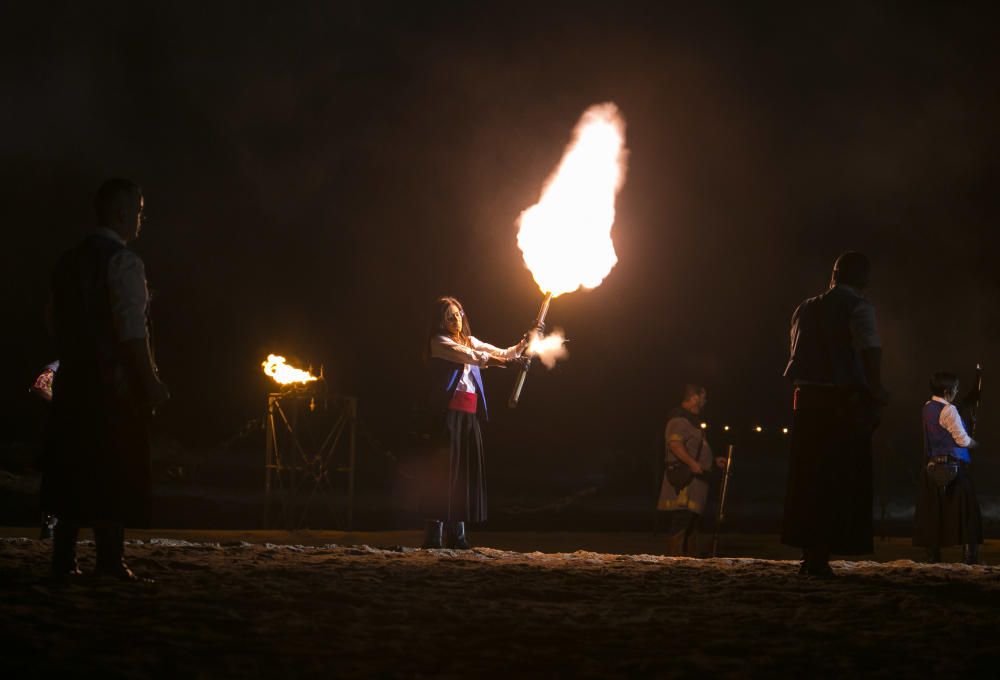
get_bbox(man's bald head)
[831,251,870,290]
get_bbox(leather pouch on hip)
[666,463,694,492]
[927,455,959,491]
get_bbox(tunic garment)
[781,283,881,556]
[657,409,713,515]
[781,387,875,555]
[42,230,153,527]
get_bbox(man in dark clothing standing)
[43,178,169,580]
[782,251,887,576]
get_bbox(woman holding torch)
[421,296,529,549]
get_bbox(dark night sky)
[2,2,998,500]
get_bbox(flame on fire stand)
[527,329,568,369]
[262,354,318,386]
[516,102,628,298]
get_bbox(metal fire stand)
[263,382,357,530]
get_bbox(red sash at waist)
[448,390,478,413]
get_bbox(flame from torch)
[509,102,628,407]
[262,354,318,386]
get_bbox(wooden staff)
[711,444,735,558]
[970,363,983,436]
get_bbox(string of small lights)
[698,422,791,435]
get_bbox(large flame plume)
[527,329,568,369]
[262,354,317,386]
[516,102,628,298]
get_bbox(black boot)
[51,522,81,579]
[799,546,835,577]
[963,543,982,565]
[421,520,443,549]
[446,522,471,550]
[95,525,141,582]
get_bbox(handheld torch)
[508,292,553,408]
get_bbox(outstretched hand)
[518,321,546,351]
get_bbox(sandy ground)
[2,529,1000,677]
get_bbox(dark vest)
[50,233,127,403]
[783,286,866,388]
[923,400,970,462]
[427,357,488,421]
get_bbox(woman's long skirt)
[424,409,487,523]
[913,461,983,547]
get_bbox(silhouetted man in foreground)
[782,251,887,576]
[43,178,169,580]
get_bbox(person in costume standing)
[422,296,528,549]
[782,251,888,576]
[43,178,169,580]
[657,384,727,556]
[913,371,983,564]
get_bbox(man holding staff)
[657,384,727,557]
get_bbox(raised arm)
[430,335,493,367]
[469,336,525,360]
[940,403,976,449]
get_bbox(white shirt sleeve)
[429,335,491,367]
[107,249,149,341]
[469,336,520,360]
[849,299,881,350]
[939,403,973,448]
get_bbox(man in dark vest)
[44,178,169,580]
[782,251,887,576]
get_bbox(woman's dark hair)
[930,371,959,397]
[424,296,472,361]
